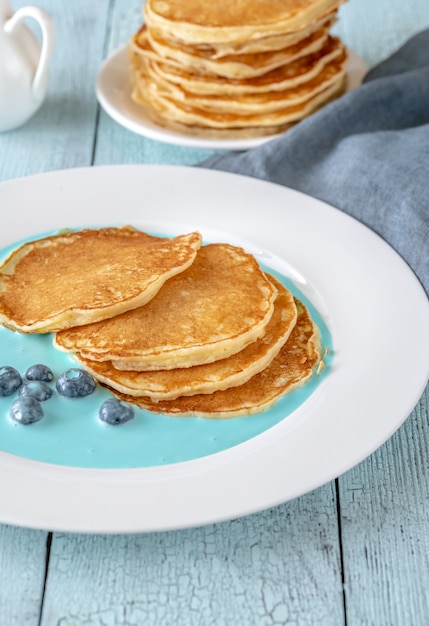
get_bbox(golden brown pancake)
[139,22,331,79]
[144,34,344,96]
[74,276,297,400]
[54,243,278,371]
[144,0,344,44]
[139,48,347,114]
[129,0,348,139]
[0,227,202,333]
[108,299,322,418]
[133,69,346,130]
[172,11,337,58]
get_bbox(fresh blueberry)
[56,368,96,398]
[0,366,22,396]
[99,398,134,425]
[25,364,54,383]
[19,381,52,402]
[10,397,44,425]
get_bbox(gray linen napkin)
[200,29,429,295]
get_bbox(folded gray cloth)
[201,29,429,295]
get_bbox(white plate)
[96,46,368,151]
[0,165,427,533]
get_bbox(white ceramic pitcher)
[0,0,54,132]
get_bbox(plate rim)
[0,164,427,533]
[95,45,368,151]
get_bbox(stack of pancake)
[128,0,348,138]
[0,226,323,418]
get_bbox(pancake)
[176,11,338,58]
[0,227,202,333]
[74,276,297,400]
[135,113,296,139]
[108,299,322,418]
[138,22,330,79]
[133,70,346,131]
[129,0,349,138]
[144,34,344,96]
[144,0,344,45]
[54,243,278,371]
[139,48,347,114]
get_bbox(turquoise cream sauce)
[0,232,333,468]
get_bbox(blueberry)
[56,368,96,398]
[10,397,44,425]
[19,381,52,402]
[25,364,54,383]
[0,366,22,396]
[99,398,134,425]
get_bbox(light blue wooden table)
[0,1,428,624]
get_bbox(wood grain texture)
[339,385,429,626]
[334,0,429,68]
[40,484,344,626]
[0,525,48,625]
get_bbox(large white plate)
[96,46,368,151]
[0,165,427,533]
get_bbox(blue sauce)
[0,232,333,468]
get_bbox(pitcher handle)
[4,6,55,103]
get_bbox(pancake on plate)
[133,48,347,122]
[127,0,348,138]
[54,243,278,371]
[169,11,338,58]
[108,298,323,418]
[143,0,344,44]
[74,276,297,400]
[138,22,331,80]
[144,34,344,96]
[0,227,201,333]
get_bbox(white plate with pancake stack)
[96,0,368,149]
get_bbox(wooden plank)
[333,0,429,68]
[339,385,429,625]
[0,525,48,625]
[40,483,344,626]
